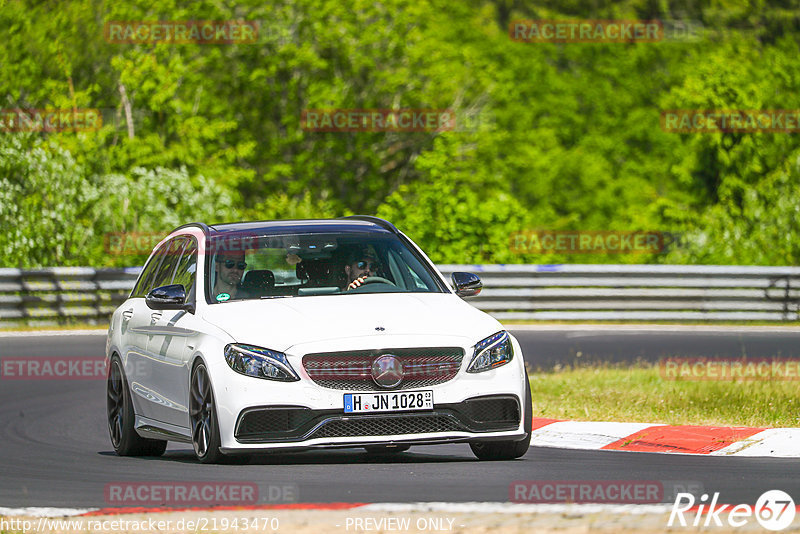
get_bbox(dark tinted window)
[150,237,186,291]
[172,238,198,295]
[131,243,168,298]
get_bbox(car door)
[146,237,201,428]
[121,243,168,420]
[127,236,183,424]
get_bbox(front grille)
[310,414,464,439]
[302,347,464,391]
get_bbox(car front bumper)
[209,333,529,452]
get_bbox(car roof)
[172,217,398,237]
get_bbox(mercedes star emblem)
[371,354,404,388]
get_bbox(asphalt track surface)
[0,329,799,508]
[512,326,800,369]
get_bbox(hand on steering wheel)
[347,275,396,290]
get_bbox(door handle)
[122,308,133,320]
[151,312,163,322]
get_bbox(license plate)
[343,390,433,414]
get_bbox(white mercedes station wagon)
[105,217,531,463]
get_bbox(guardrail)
[0,267,141,327]
[1,264,799,327]
[437,264,800,322]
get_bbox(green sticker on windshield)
[216,293,231,302]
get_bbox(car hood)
[200,292,501,352]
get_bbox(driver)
[213,250,247,300]
[344,250,381,291]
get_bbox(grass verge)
[0,322,108,332]
[531,362,800,428]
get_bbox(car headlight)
[224,344,300,382]
[467,331,513,373]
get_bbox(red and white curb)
[531,418,800,457]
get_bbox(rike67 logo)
[669,490,796,531]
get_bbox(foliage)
[0,133,234,267]
[2,0,800,266]
[0,133,100,267]
[377,134,532,264]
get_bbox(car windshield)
[205,230,445,302]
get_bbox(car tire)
[469,371,532,461]
[363,445,411,454]
[107,356,168,457]
[189,361,225,464]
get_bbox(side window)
[131,244,168,298]
[172,238,198,295]
[150,237,186,291]
[407,266,428,290]
[385,249,407,290]
[393,247,438,291]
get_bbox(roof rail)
[171,222,211,235]
[339,215,399,234]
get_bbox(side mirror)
[452,272,482,297]
[146,284,192,311]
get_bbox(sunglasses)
[356,260,380,271]
[219,259,247,270]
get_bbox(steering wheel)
[359,276,396,286]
